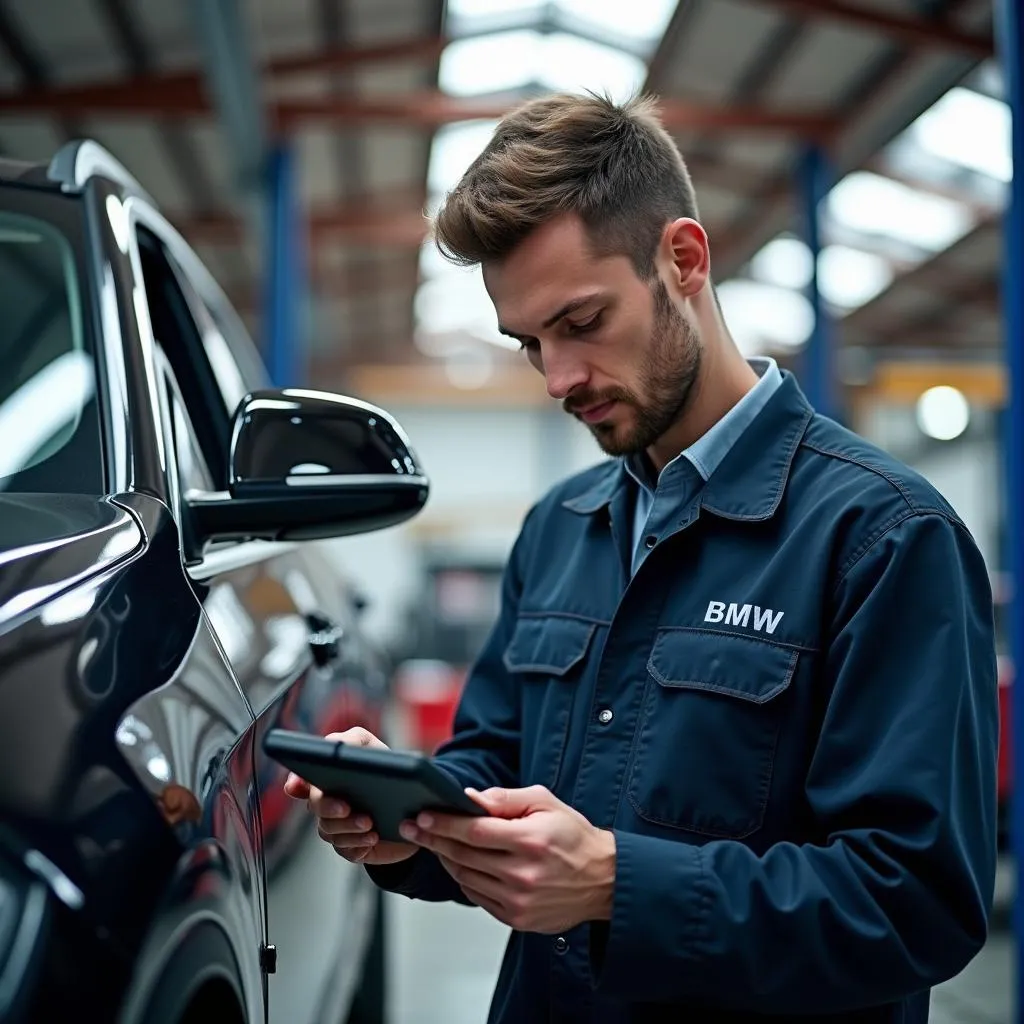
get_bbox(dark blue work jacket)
[369,372,998,1023]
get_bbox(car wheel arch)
[117,916,254,1024]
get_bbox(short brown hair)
[432,92,699,278]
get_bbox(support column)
[994,1,1024,1018]
[799,145,835,420]
[264,144,307,387]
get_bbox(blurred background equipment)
[0,0,1019,1021]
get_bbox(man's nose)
[542,347,589,401]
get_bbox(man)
[286,93,998,1022]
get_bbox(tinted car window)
[0,192,102,494]
[172,266,269,413]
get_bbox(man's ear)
[659,218,710,299]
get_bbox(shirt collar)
[623,357,782,495]
[563,369,812,522]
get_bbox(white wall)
[326,404,605,647]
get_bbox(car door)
[129,212,380,1024]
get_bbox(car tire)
[344,888,387,1024]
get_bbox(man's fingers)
[326,727,385,749]
[408,827,511,875]
[438,857,509,902]
[318,822,378,847]
[408,810,523,851]
[283,772,311,799]
[305,785,359,821]
[459,884,513,926]
[319,812,375,836]
[466,785,554,820]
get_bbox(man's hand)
[400,785,616,934]
[282,728,418,867]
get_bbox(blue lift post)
[995,1,1024,1019]
[799,144,835,421]
[264,143,307,387]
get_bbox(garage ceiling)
[0,0,1005,395]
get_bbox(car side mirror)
[186,389,428,556]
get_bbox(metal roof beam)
[713,0,983,279]
[175,191,431,248]
[747,0,993,58]
[271,94,839,135]
[0,36,446,119]
[0,83,840,137]
[842,210,1000,328]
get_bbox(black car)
[0,142,429,1023]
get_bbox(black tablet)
[264,728,487,843]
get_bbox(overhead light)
[825,171,973,253]
[437,31,646,103]
[818,245,893,310]
[717,279,814,356]
[910,87,1011,183]
[916,385,970,441]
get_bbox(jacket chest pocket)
[627,628,798,839]
[503,614,597,790]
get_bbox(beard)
[565,280,702,456]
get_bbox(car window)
[166,368,216,496]
[172,267,269,411]
[136,229,231,488]
[0,197,103,494]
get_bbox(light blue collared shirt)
[625,357,783,575]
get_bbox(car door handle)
[306,613,344,667]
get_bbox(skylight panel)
[716,280,814,356]
[414,267,521,352]
[556,0,677,47]
[540,33,647,100]
[427,120,500,198]
[446,0,544,19]
[439,31,537,97]
[909,87,1012,183]
[818,245,893,310]
[437,31,647,103]
[825,171,973,253]
[741,235,894,313]
[747,236,813,290]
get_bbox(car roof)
[0,141,154,203]
[0,157,56,189]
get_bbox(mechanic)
[285,92,998,1023]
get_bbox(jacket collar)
[562,372,813,522]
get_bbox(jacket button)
[554,936,568,954]
[644,534,657,549]
[598,708,613,724]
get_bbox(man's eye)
[567,313,601,335]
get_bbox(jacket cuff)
[364,849,430,897]
[591,830,708,999]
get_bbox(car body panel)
[0,152,404,1023]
